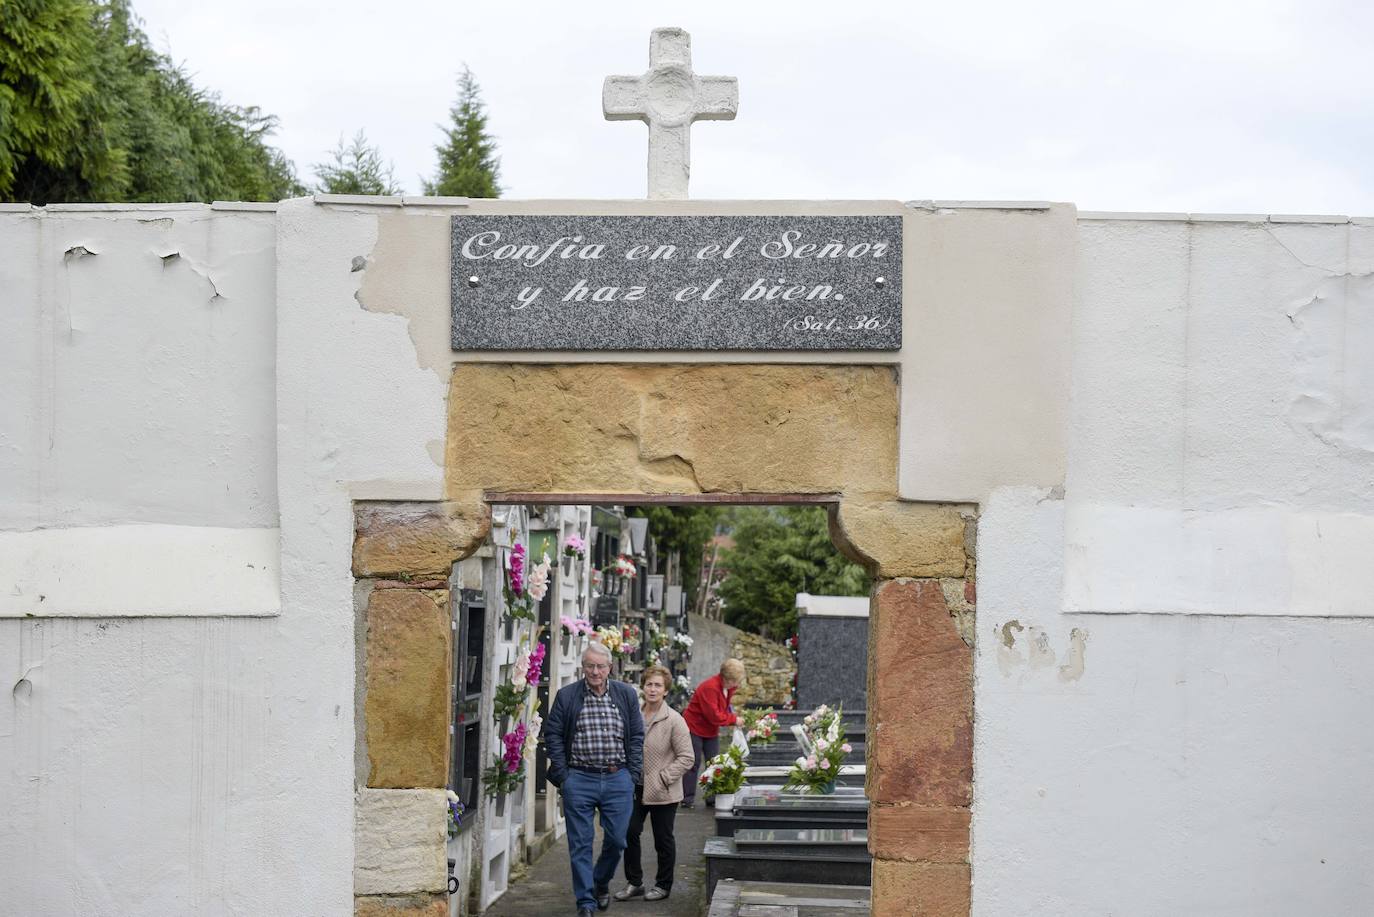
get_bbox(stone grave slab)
[735,827,868,858]
[708,879,872,917]
[704,827,872,898]
[717,790,868,837]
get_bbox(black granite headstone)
[796,614,868,711]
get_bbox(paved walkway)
[484,802,717,917]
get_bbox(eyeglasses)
[583,662,611,671]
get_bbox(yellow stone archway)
[353,363,976,917]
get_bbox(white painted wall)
[971,215,1374,915]
[1066,217,1374,616]
[5,199,1373,916]
[972,487,1374,916]
[0,205,280,616]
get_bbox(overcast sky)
[134,0,1372,214]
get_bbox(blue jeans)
[562,768,634,910]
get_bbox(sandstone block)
[446,363,899,497]
[830,501,969,578]
[869,804,970,862]
[365,588,450,788]
[355,893,448,917]
[354,500,490,578]
[868,580,972,807]
[872,859,971,917]
[354,788,447,895]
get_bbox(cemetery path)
[483,802,717,917]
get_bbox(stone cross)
[603,27,739,200]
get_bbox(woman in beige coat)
[615,665,695,902]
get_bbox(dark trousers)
[681,732,719,804]
[623,785,678,891]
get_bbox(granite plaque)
[450,215,901,351]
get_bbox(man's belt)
[570,763,624,774]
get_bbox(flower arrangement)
[802,704,839,737]
[668,673,691,708]
[494,635,546,721]
[620,623,641,657]
[503,542,536,622]
[605,553,637,578]
[740,708,780,745]
[670,632,693,651]
[482,723,528,797]
[785,705,851,794]
[594,626,623,655]
[446,789,465,837]
[562,533,587,560]
[528,553,552,601]
[698,744,748,796]
[560,615,594,638]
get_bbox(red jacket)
[682,673,738,738]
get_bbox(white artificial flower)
[527,556,552,602]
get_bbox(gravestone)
[707,880,871,917]
[704,827,871,898]
[794,594,868,712]
[716,789,868,837]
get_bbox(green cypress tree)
[424,66,500,198]
[313,130,402,195]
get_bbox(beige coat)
[640,703,695,805]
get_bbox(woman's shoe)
[644,887,669,901]
[613,884,644,901]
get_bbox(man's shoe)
[595,887,611,910]
[679,800,693,809]
[613,884,644,901]
[644,886,669,901]
[577,908,595,917]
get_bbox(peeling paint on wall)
[994,619,1088,682]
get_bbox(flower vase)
[818,780,836,795]
[561,632,572,657]
[494,793,507,818]
[562,555,573,576]
[713,793,736,813]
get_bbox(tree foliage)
[630,505,723,612]
[1,0,302,203]
[715,507,869,639]
[424,65,500,198]
[313,130,401,195]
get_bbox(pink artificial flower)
[841,743,853,754]
[509,544,526,596]
[527,642,547,686]
[502,724,527,773]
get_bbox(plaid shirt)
[570,684,625,768]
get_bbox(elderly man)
[543,641,644,917]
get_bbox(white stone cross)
[603,27,739,200]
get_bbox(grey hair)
[582,641,613,664]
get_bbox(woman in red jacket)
[680,658,746,807]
